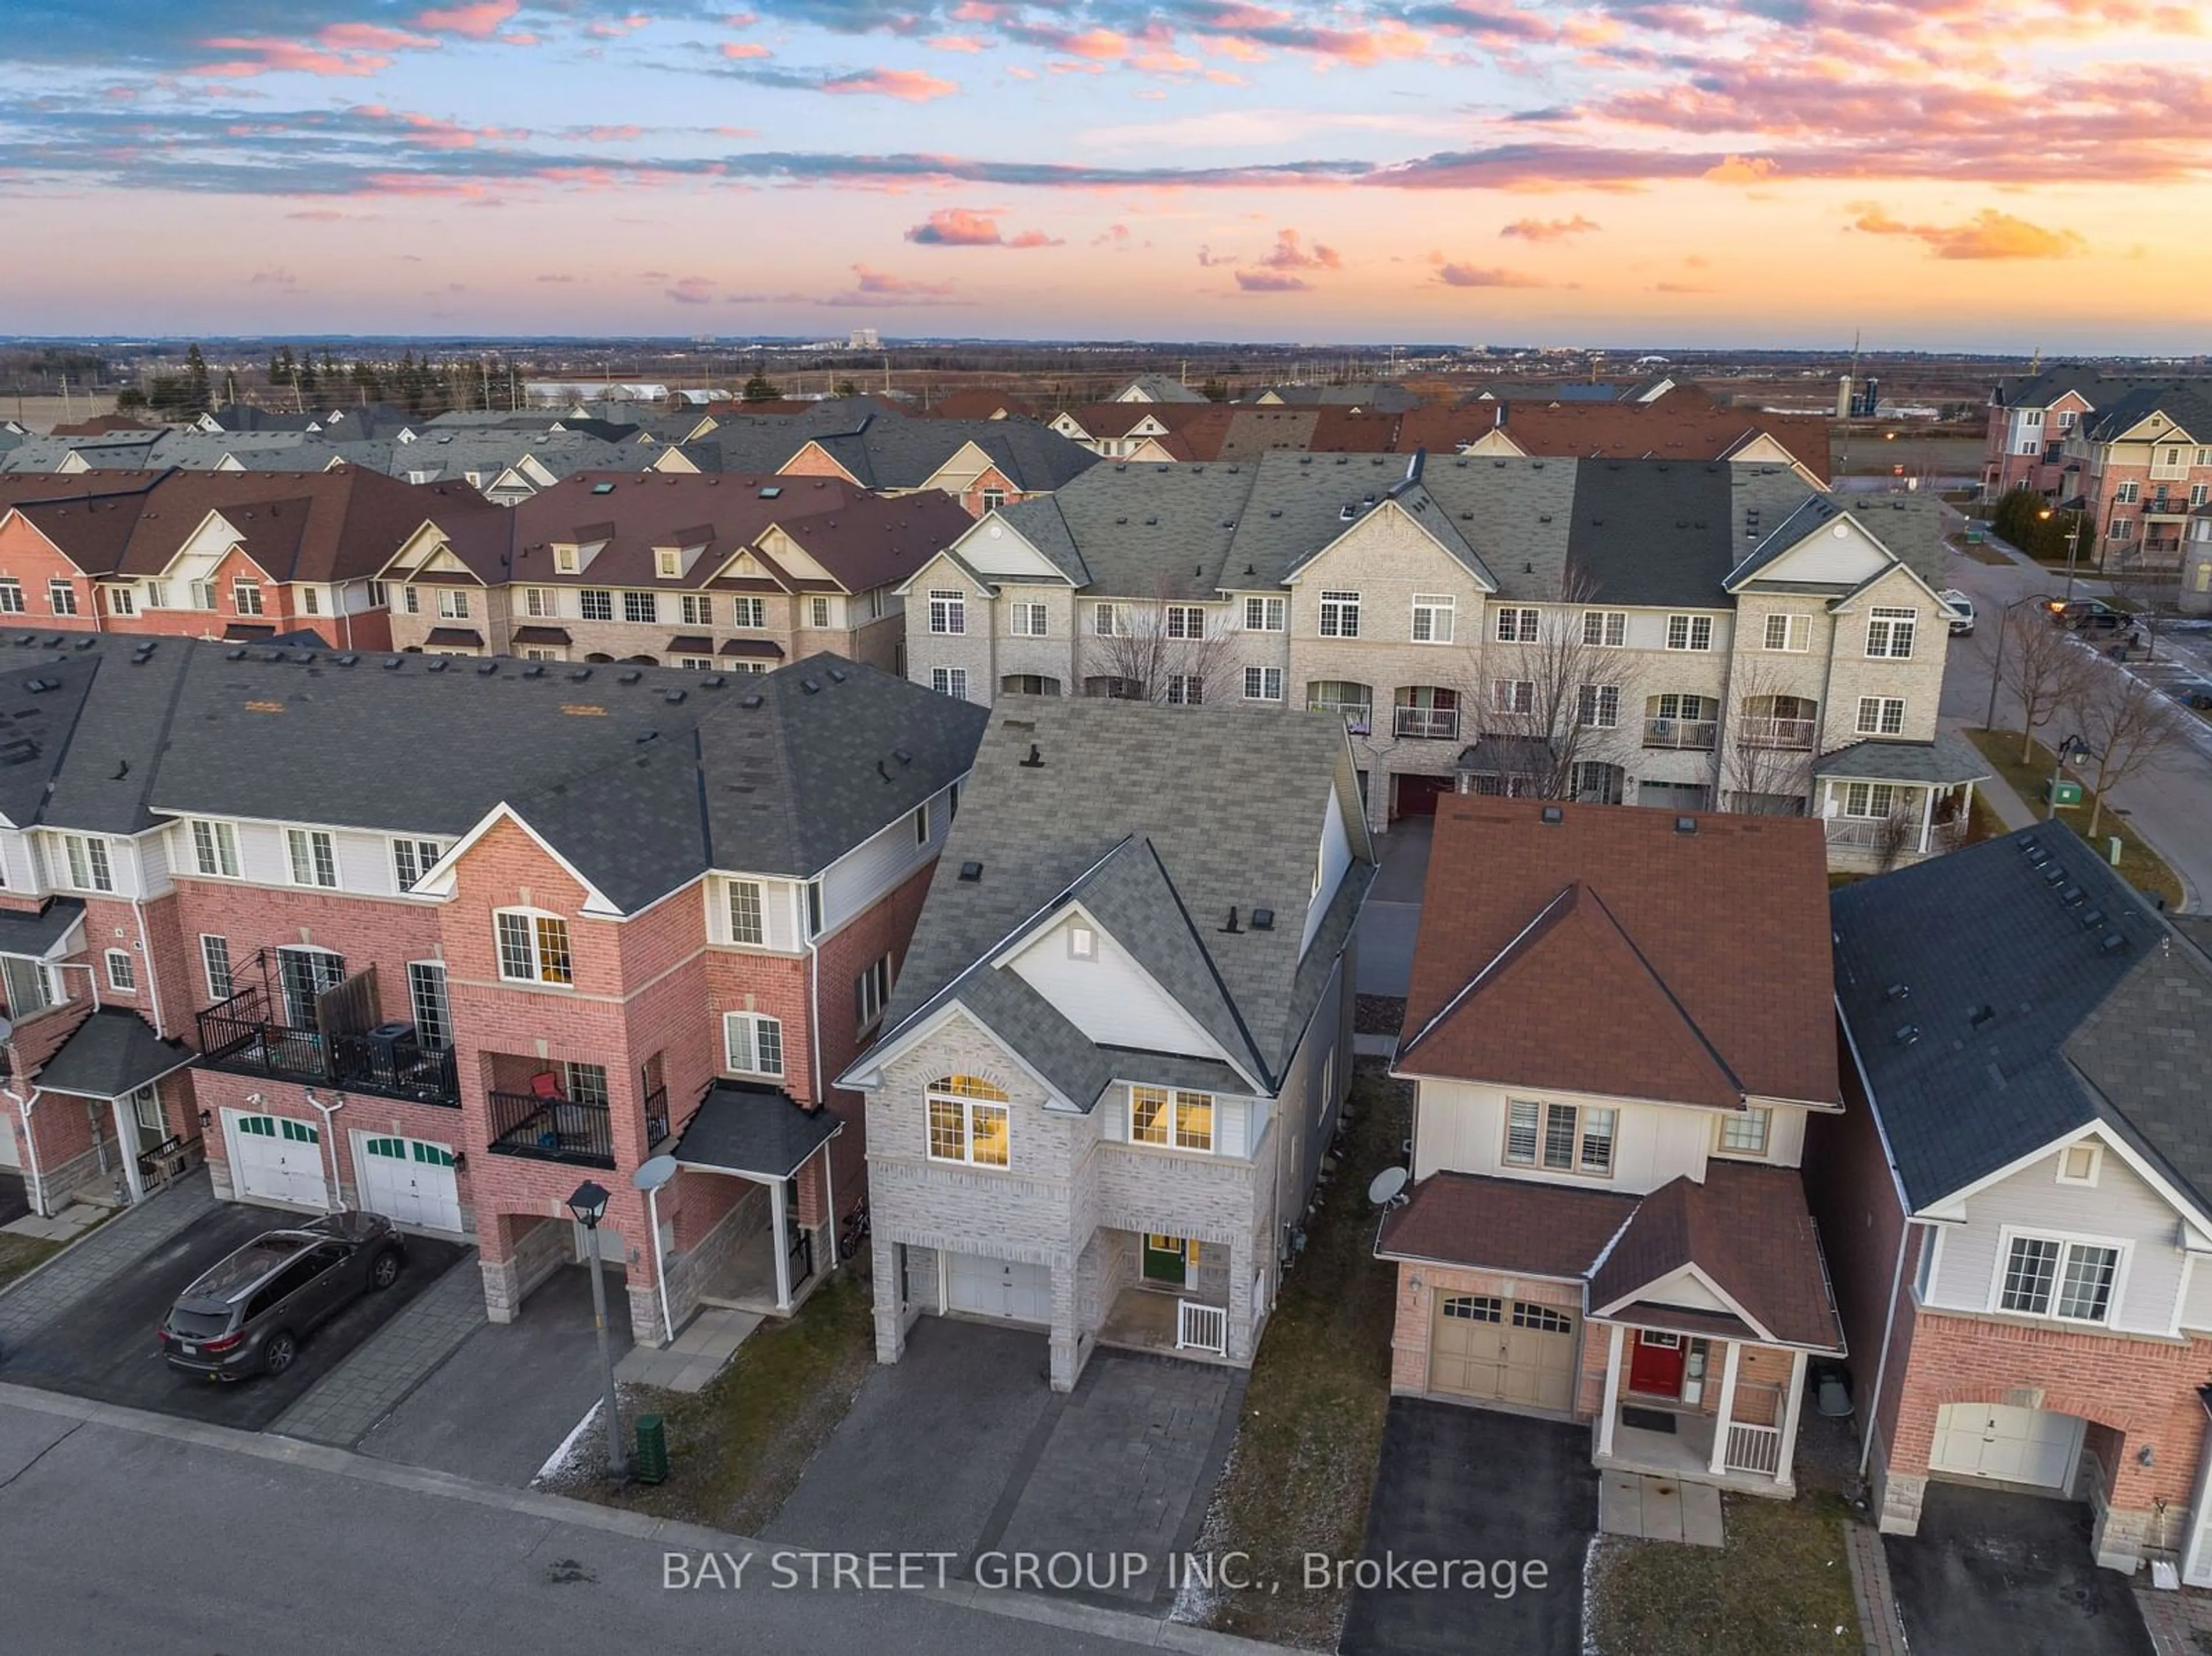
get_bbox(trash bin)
[634,1414,669,1484]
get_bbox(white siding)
[0,829,36,893]
[1930,1145,2193,1335]
[1409,1077,1716,1193]
[1755,520,1893,586]
[2180,1255,2212,1332]
[134,825,175,899]
[1302,790,1353,956]
[236,822,290,886]
[1007,915,1232,1062]
[336,830,391,895]
[816,789,948,935]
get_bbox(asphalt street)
[0,1389,1230,1656]
[1936,526,2212,910]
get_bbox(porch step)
[1599,1471,1725,1548]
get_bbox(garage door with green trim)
[354,1132,464,1234]
[226,1111,327,1208]
[1429,1293,1578,1412]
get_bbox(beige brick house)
[899,452,1982,870]
[377,470,974,673]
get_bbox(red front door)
[1627,1332,1687,1397]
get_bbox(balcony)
[1392,706,1460,741]
[1642,717,1718,751]
[197,982,460,1107]
[1737,716,1816,751]
[488,1086,616,1169]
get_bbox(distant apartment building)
[378,469,973,673]
[0,635,985,1345]
[1982,367,2211,510]
[900,452,1982,873]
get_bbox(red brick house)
[0,634,984,1347]
[1378,801,1844,1495]
[1813,827,2212,1577]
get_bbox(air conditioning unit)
[365,1022,421,1068]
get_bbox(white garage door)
[1930,1403,2084,1490]
[354,1132,463,1234]
[944,1252,1052,1323]
[226,1111,329,1209]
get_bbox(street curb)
[0,1380,1291,1654]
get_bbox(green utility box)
[634,1415,669,1484]
[2045,779,2084,809]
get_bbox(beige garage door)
[1429,1293,1577,1411]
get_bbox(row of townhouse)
[1358,793,2212,1582]
[378,470,974,671]
[902,450,1985,871]
[0,467,485,653]
[0,632,986,1343]
[1983,368,2212,574]
[0,468,983,677]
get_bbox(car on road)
[2164,679,2212,711]
[1940,590,1976,634]
[2046,598,2136,632]
[158,1211,405,1381]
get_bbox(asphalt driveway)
[1341,1399,1597,1656]
[361,1263,633,1487]
[0,1200,465,1430]
[1885,1482,2154,1656]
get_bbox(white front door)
[1930,1403,2084,1490]
[353,1131,463,1233]
[944,1252,1052,1323]
[225,1110,328,1208]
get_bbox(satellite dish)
[632,1153,679,1192]
[1368,1165,1409,1208]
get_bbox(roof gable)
[949,511,1076,583]
[1730,507,1896,590]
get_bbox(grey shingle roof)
[0,635,982,911]
[2080,385,2212,444]
[32,1007,195,1098]
[0,899,85,960]
[1814,733,1990,785]
[673,1079,840,1177]
[862,697,1374,1109]
[1832,825,2212,1216]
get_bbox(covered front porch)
[656,1081,841,1342]
[1591,1318,1810,1497]
[1092,1229,1238,1363]
[1815,732,1992,872]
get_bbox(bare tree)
[1719,654,1816,813]
[1080,582,1245,706]
[1875,806,1916,872]
[1455,578,1633,800]
[2070,670,2188,837]
[2103,543,2183,660]
[1997,603,2098,765]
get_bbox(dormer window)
[656,548,681,578]
[554,547,581,574]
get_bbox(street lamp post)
[2041,506,2089,605]
[1983,594,2047,734]
[567,1178,628,1483]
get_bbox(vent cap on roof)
[957,860,983,882]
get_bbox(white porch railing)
[1738,715,1817,751]
[1176,1299,1228,1355]
[1725,1421,1783,1477]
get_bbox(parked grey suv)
[159,1211,405,1381]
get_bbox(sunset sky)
[4,1,2209,347]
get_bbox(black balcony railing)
[645,1083,670,1146]
[488,1088,616,1169]
[197,984,460,1106]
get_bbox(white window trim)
[1763,612,1810,653]
[200,934,234,1001]
[926,1086,1011,1169]
[1665,613,1714,651]
[1986,1223,2131,1327]
[190,818,241,880]
[1713,1105,1773,1159]
[1410,593,1455,644]
[285,827,339,889]
[1503,1098,1616,1178]
[493,906,574,987]
[2055,1141,2103,1187]
[391,837,443,895]
[725,878,767,946]
[722,1010,785,1078]
[1128,1085,1216,1155]
[104,947,137,992]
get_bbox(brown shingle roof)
[1589,1164,1842,1350]
[1378,1170,1637,1279]
[1393,403,1832,482]
[1399,801,1838,1106]
[509,471,861,589]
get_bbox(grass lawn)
[1964,727,2186,910]
[1588,1491,1861,1656]
[1188,1060,1410,1650]
[1947,534,2016,567]
[0,1232,65,1291]
[548,1271,877,1535]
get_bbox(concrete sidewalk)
[0,1176,215,1345]
[272,1251,486,1448]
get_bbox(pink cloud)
[319,22,438,50]
[907,206,1008,245]
[192,39,389,78]
[1435,263,1548,287]
[1703,154,1781,184]
[822,68,959,101]
[721,41,772,59]
[1234,270,1310,291]
[1259,228,1340,270]
[1500,213,1600,241]
[928,35,987,51]
[413,1,520,39]
[666,275,717,304]
[853,265,958,296]
[1849,204,2086,259]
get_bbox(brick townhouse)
[1379,802,1843,1496]
[2069,386,2212,571]
[902,450,1982,871]
[1982,366,2212,513]
[378,469,974,677]
[1810,828,2212,1577]
[0,632,985,1344]
[0,466,500,652]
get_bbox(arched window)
[926,1075,1010,1168]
